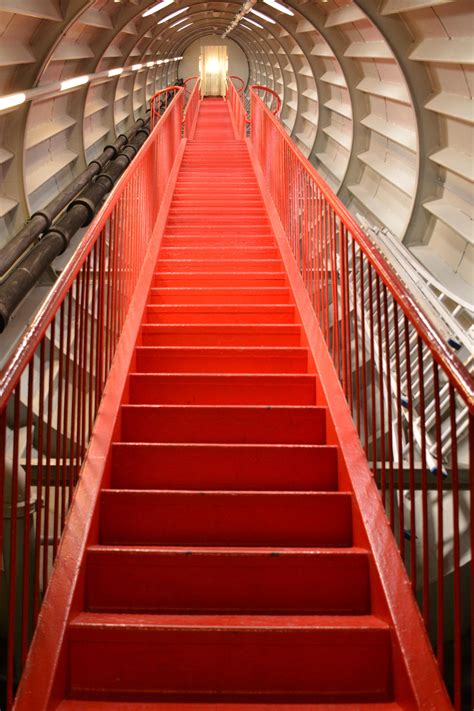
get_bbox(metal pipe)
[0,125,149,332]
[0,116,149,280]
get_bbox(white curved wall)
[0,0,472,305]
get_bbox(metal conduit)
[0,118,150,332]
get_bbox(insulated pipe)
[0,125,150,332]
[0,116,149,281]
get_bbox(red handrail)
[251,84,281,117]
[183,75,199,95]
[226,77,247,139]
[249,86,473,710]
[229,75,245,95]
[183,77,200,139]
[150,85,183,128]
[0,87,185,710]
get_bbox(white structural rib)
[26,150,78,195]
[344,41,393,59]
[425,93,473,124]
[356,77,410,104]
[0,0,62,20]
[357,151,416,197]
[25,116,76,150]
[410,37,474,64]
[325,5,365,27]
[79,8,113,29]
[0,40,35,66]
[361,114,417,152]
[423,200,474,246]
[429,147,473,183]
[381,0,456,14]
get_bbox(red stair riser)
[110,443,338,491]
[149,288,292,305]
[133,346,309,374]
[127,373,317,406]
[143,304,297,324]
[140,324,303,346]
[154,259,284,272]
[85,548,368,613]
[152,274,287,288]
[68,615,392,698]
[119,405,327,445]
[99,491,352,548]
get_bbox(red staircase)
[17,99,450,710]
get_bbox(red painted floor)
[58,99,406,708]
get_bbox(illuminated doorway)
[200,46,228,97]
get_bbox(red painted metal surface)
[183,75,199,95]
[182,78,200,139]
[226,77,247,140]
[247,87,472,710]
[229,75,245,95]
[150,85,183,129]
[12,98,452,710]
[251,84,281,117]
[0,88,185,710]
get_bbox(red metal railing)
[183,75,199,95]
[228,75,245,95]
[226,77,247,139]
[248,87,473,710]
[150,85,182,129]
[0,87,185,709]
[183,77,200,139]
[251,85,281,117]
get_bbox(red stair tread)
[55,702,408,710]
[68,614,392,699]
[110,443,338,491]
[133,346,309,374]
[128,373,317,406]
[99,491,352,547]
[119,404,327,444]
[86,546,369,614]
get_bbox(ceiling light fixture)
[262,0,294,16]
[158,6,188,23]
[243,17,263,28]
[170,17,188,27]
[142,0,174,18]
[249,8,275,23]
[0,92,26,110]
[177,22,192,31]
[132,63,143,71]
[107,67,123,77]
[60,75,90,91]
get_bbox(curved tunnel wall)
[0,0,472,302]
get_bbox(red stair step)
[99,492,352,548]
[128,373,317,405]
[68,613,392,700]
[158,247,279,258]
[144,304,297,325]
[140,324,302,346]
[133,347,309,374]
[149,288,292,305]
[55,701,409,710]
[110,443,338,491]
[152,274,287,288]
[86,547,367,613]
[119,405,327,444]
[154,260,284,273]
